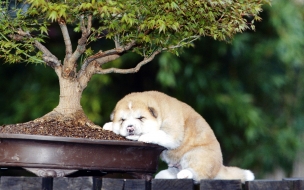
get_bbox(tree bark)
[53,77,83,115]
[40,70,100,129]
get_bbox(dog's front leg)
[126,135,140,141]
[138,130,179,149]
[103,122,121,135]
[103,122,113,131]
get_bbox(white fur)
[128,101,132,109]
[126,135,140,140]
[244,170,255,181]
[103,122,113,131]
[138,130,179,149]
[177,169,194,179]
[112,121,121,135]
[155,168,179,179]
[110,109,160,141]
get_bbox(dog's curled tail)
[215,166,255,183]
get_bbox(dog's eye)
[137,116,145,122]
[120,118,125,123]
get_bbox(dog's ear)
[148,107,157,118]
[110,111,115,121]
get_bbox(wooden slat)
[42,177,53,190]
[151,179,194,190]
[245,180,293,190]
[124,179,147,190]
[93,177,102,190]
[294,180,304,190]
[2,176,304,190]
[200,180,242,190]
[101,178,124,190]
[0,176,42,190]
[283,178,304,190]
[53,177,93,190]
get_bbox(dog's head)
[111,100,160,139]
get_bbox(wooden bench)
[0,177,303,190]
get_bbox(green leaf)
[39,26,48,35]
[48,11,58,22]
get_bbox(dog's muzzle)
[127,125,135,135]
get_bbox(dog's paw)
[126,135,140,141]
[155,168,179,179]
[244,170,255,181]
[103,122,113,131]
[177,169,194,179]
[138,133,157,144]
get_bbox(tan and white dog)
[103,91,254,183]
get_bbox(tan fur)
[109,91,254,182]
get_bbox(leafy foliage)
[0,0,270,65]
[0,1,46,64]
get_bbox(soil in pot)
[0,118,126,141]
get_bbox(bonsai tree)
[0,0,270,137]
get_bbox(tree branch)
[78,40,136,77]
[114,35,121,48]
[69,15,92,64]
[77,54,120,91]
[61,15,92,78]
[58,19,73,59]
[33,39,61,71]
[16,29,61,70]
[89,40,135,63]
[96,50,161,74]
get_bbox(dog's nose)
[127,125,134,133]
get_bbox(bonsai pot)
[0,133,165,179]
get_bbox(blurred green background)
[1,0,304,179]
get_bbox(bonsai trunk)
[54,77,83,115]
[41,75,99,129]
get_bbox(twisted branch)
[96,50,161,74]
[78,40,136,77]
[76,40,136,90]
[77,54,120,90]
[84,41,135,66]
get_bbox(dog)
[103,91,254,183]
